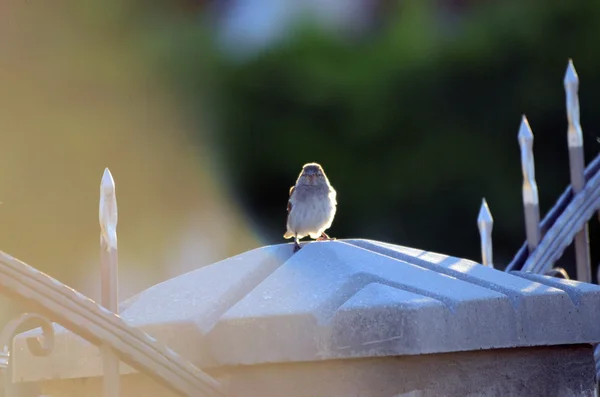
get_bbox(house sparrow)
[284,162,337,252]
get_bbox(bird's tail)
[283,230,294,239]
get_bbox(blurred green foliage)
[159,1,599,271]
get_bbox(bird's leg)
[293,235,301,253]
[316,232,336,241]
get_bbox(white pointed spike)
[477,198,494,268]
[564,59,579,87]
[518,115,533,144]
[477,198,493,227]
[564,59,583,148]
[99,168,118,250]
[518,116,538,205]
[564,59,591,283]
[517,116,541,254]
[101,168,115,194]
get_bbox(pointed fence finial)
[564,59,591,283]
[98,167,120,397]
[518,116,541,254]
[477,198,494,268]
[100,168,118,251]
[564,59,582,148]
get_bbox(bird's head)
[297,162,329,186]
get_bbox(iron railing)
[477,59,600,379]
[0,169,225,397]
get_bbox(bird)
[284,162,337,252]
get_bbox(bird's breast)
[288,191,336,232]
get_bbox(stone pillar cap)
[11,239,600,382]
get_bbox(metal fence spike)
[564,59,591,283]
[477,198,494,268]
[565,60,583,148]
[99,168,118,251]
[518,115,534,144]
[564,59,578,86]
[99,167,120,397]
[518,116,541,253]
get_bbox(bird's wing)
[329,187,337,205]
[287,185,295,214]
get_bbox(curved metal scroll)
[0,313,56,396]
[0,313,55,358]
[0,251,225,397]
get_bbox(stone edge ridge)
[206,240,600,365]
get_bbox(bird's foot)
[293,237,302,253]
[316,232,335,241]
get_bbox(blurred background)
[0,0,598,325]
